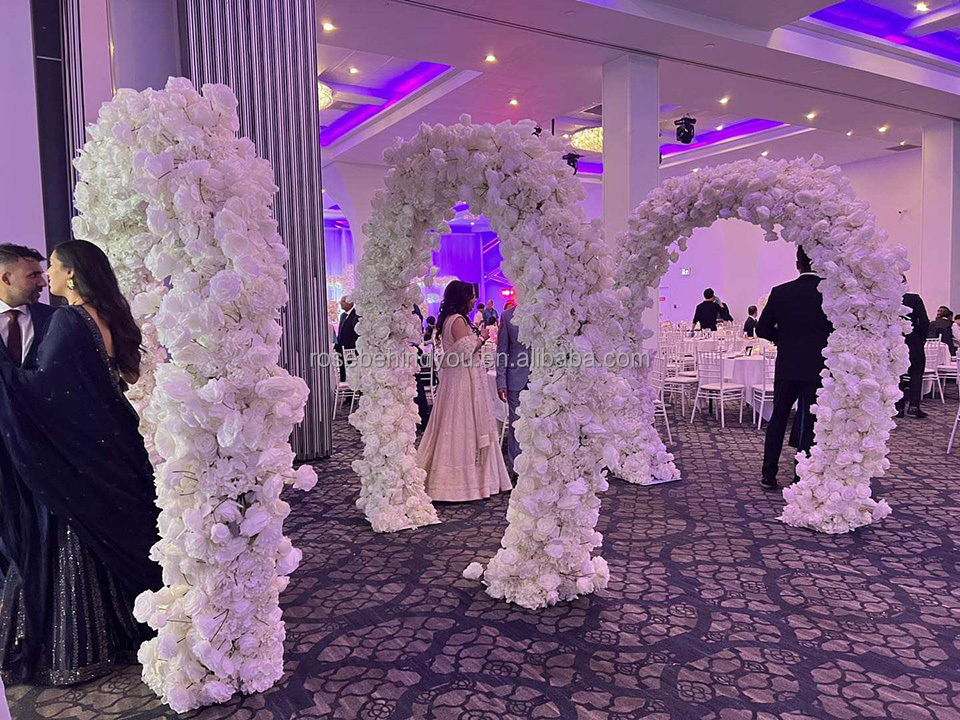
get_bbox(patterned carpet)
[8,391,960,720]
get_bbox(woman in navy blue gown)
[0,240,161,686]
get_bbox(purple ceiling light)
[809,1,960,65]
[320,62,451,147]
[577,117,785,175]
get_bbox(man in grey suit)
[496,302,530,480]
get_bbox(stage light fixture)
[675,116,696,144]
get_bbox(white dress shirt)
[0,298,34,364]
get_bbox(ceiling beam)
[904,2,960,37]
[321,68,481,166]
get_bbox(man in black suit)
[334,295,359,382]
[898,284,929,418]
[0,244,54,369]
[757,247,833,489]
[0,243,55,581]
[693,288,721,331]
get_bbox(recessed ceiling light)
[846,130,853,137]
[562,133,569,138]
[916,2,930,12]
[485,54,497,63]
[509,98,518,106]
[321,21,336,32]
[704,43,715,48]
[805,111,818,120]
[878,125,889,133]
[719,96,730,105]
[692,167,700,173]
[321,188,326,193]
[761,150,769,157]
[349,67,359,74]
[715,125,724,131]
[899,140,906,146]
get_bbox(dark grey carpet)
[8,393,960,719]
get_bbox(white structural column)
[602,54,661,349]
[920,121,960,309]
[324,161,389,265]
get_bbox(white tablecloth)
[723,355,773,421]
[924,343,952,395]
[681,339,718,355]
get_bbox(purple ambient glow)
[810,1,960,65]
[320,62,451,146]
[577,118,785,175]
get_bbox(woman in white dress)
[417,280,511,502]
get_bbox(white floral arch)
[354,116,659,609]
[617,155,909,534]
[72,78,316,712]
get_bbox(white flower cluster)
[607,256,680,485]
[71,77,317,712]
[358,116,632,607]
[618,155,908,533]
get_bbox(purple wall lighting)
[320,62,451,147]
[810,1,960,65]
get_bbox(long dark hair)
[437,280,476,336]
[53,240,142,376]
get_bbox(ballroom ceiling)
[314,0,959,171]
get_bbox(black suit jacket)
[903,293,930,351]
[743,317,758,337]
[693,300,720,331]
[756,274,833,382]
[0,302,56,367]
[335,309,359,352]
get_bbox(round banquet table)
[723,355,772,421]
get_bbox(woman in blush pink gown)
[416,280,511,502]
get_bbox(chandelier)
[570,126,602,154]
[317,81,334,111]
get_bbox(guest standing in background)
[472,302,485,327]
[743,305,758,337]
[717,297,733,324]
[483,300,499,327]
[757,247,833,489]
[496,300,530,482]
[928,305,955,357]
[423,315,437,344]
[898,283,930,419]
[692,288,721,331]
[334,295,359,383]
[417,281,511,502]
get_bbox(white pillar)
[920,121,960,310]
[323,161,388,269]
[0,0,45,257]
[602,54,660,349]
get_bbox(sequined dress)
[0,307,160,686]
[416,315,511,502]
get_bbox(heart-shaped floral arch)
[354,116,685,609]
[616,155,909,534]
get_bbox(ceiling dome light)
[719,96,730,105]
[878,125,889,133]
[349,67,359,74]
[846,130,853,136]
[321,21,336,32]
[317,81,334,110]
[715,125,724,131]
[760,150,769,157]
[485,54,497,63]
[916,2,930,12]
[805,111,818,120]
[571,126,603,153]
[508,98,518,106]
